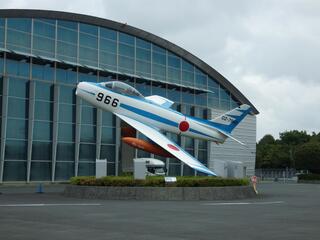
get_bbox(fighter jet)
[76,81,252,176]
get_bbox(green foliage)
[280,130,310,146]
[298,173,320,181]
[70,176,249,187]
[258,134,275,145]
[295,142,320,173]
[256,130,320,171]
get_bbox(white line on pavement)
[0,203,102,207]
[202,201,285,206]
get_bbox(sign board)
[165,177,177,183]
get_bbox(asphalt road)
[0,183,319,240]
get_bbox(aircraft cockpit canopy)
[103,81,144,98]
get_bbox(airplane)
[76,81,252,176]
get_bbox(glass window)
[198,150,207,164]
[101,127,115,144]
[32,64,54,82]
[8,98,28,118]
[153,44,166,54]
[5,140,27,160]
[181,90,194,105]
[182,60,194,72]
[80,23,98,35]
[3,161,27,181]
[55,162,74,181]
[79,143,96,161]
[56,142,74,161]
[136,60,151,76]
[119,32,134,45]
[107,163,115,176]
[0,22,5,47]
[100,145,115,162]
[168,67,181,83]
[80,125,96,142]
[30,161,51,181]
[136,48,151,61]
[57,20,78,30]
[167,86,181,103]
[135,80,151,96]
[81,106,96,124]
[152,52,166,65]
[99,38,117,53]
[185,136,194,148]
[59,104,75,123]
[7,29,31,52]
[56,68,77,84]
[57,41,77,61]
[208,77,219,90]
[152,64,166,79]
[99,51,117,67]
[119,43,134,57]
[208,96,219,108]
[102,111,115,126]
[34,101,52,121]
[6,60,30,78]
[118,56,134,73]
[136,38,151,50]
[7,18,31,32]
[32,141,52,160]
[79,33,98,48]
[33,121,52,141]
[33,20,55,38]
[0,58,4,74]
[183,164,195,176]
[182,71,194,86]
[220,87,230,100]
[168,54,181,68]
[195,72,207,87]
[169,163,181,176]
[79,47,98,66]
[33,35,55,56]
[195,92,207,107]
[220,99,230,110]
[59,86,76,104]
[35,81,54,101]
[100,28,116,40]
[6,118,27,139]
[58,123,75,142]
[78,72,97,83]
[78,162,95,176]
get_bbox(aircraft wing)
[115,113,217,176]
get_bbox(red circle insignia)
[167,144,179,151]
[179,121,189,132]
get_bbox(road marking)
[202,201,285,206]
[0,203,102,207]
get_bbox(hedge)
[70,176,249,187]
[298,173,320,181]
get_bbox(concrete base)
[63,185,257,200]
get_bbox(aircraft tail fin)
[208,104,251,134]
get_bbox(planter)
[64,185,257,201]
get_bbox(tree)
[279,130,310,146]
[295,142,320,173]
[258,134,275,145]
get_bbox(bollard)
[36,183,44,194]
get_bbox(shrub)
[69,176,249,187]
[298,173,320,181]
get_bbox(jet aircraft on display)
[76,81,252,176]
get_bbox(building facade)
[0,9,258,182]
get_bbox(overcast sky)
[1,0,320,140]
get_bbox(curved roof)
[0,9,258,114]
